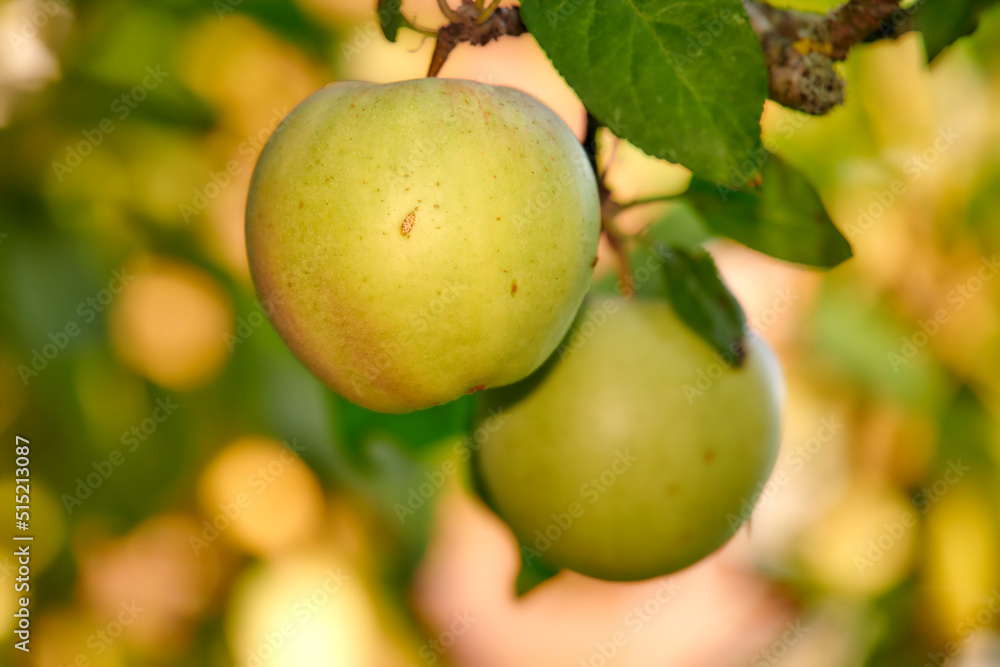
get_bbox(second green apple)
[475,297,783,581]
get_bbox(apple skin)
[246,78,600,413]
[475,297,783,581]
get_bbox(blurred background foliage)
[2,0,1000,665]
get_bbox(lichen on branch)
[743,0,909,114]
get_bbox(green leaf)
[224,0,333,59]
[655,245,748,364]
[377,0,414,43]
[683,152,852,268]
[519,0,767,183]
[807,277,949,410]
[936,385,997,473]
[325,393,475,588]
[912,0,1000,62]
[335,393,475,462]
[361,439,439,550]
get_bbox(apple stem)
[425,5,527,77]
[427,24,462,77]
[585,113,633,298]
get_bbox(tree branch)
[585,114,635,297]
[743,0,908,114]
[426,2,525,77]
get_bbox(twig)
[584,114,633,297]
[743,0,907,114]
[426,3,526,77]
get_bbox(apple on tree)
[474,297,783,581]
[246,78,600,414]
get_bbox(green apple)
[475,297,783,581]
[246,78,600,413]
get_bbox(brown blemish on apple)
[468,384,486,393]
[476,98,490,123]
[703,450,716,464]
[510,280,517,296]
[591,256,599,267]
[401,210,415,238]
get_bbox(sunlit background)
[2,0,1000,665]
